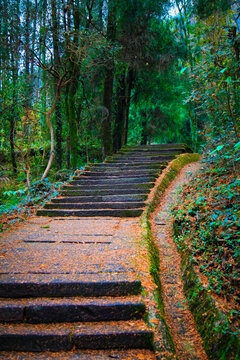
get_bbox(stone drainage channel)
[149,162,208,360]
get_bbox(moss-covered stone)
[173,223,240,360]
[139,153,201,359]
[147,153,200,214]
[140,212,176,359]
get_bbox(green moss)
[141,214,176,357]
[139,152,201,358]
[174,222,240,360]
[147,153,200,214]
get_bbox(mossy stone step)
[45,202,145,210]
[89,163,167,170]
[74,169,160,177]
[109,154,179,160]
[0,320,153,351]
[0,296,145,323]
[120,143,189,151]
[70,176,155,184]
[105,157,174,164]
[60,189,150,197]
[51,194,148,203]
[37,209,143,217]
[116,148,184,154]
[63,183,154,191]
[0,273,142,298]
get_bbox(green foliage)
[195,0,232,19]
[172,152,239,337]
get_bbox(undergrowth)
[172,140,240,337]
[0,168,80,232]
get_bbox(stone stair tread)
[66,182,154,187]
[37,209,144,218]
[90,162,168,166]
[51,195,147,203]
[63,184,153,190]
[75,171,159,177]
[0,295,145,323]
[45,202,145,210]
[60,189,149,195]
[70,177,155,183]
[86,165,166,170]
[111,154,179,159]
[0,349,157,359]
[105,160,172,164]
[0,272,142,298]
[0,320,153,351]
[0,295,143,306]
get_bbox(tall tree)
[51,0,63,169]
[102,0,116,157]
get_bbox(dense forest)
[0,0,239,354]
[0,0,239,217]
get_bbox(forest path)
[150,162,208,360]
[0,144,194,359]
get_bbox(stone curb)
[140,153,201,360]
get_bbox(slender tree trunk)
[64,0,82,168]
[141,119,148,145]
[123,68,134,145]
[51,0,63,169]
[113,70,126,152]
[9,115,17,174]
[8,0,21,174]
[68,78,79,168]
[41,77,64,180]
[102,68,114,156]
[102,0,116,157]
[98,0,104,30]
[40,0,47,126]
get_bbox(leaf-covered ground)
[172,155,240,335]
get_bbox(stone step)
[70,176,155,184]
[51,194,148,203]
[0,273,142,298]
[120,143,188,151]
[45,202,145,210]
[89,163,167,169]
[116,148,183,154]
[74,170,160,178]
[63,183,154,191]
[0,296,145,323]
[105,157,174,164]
[60,189,149,197]
[37,209,143,218]
[0,349,158,359]
[108,154,179,160]
[0,320,153,351]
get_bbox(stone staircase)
[0,144,188,358]
[0,277,153,356]
[37,144,187,218]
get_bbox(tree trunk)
[68,80,79,168]
[41,80,63,181]
[40,0,47,126]
[98,0,104,30]
[102,0,116,157]
[51,0,63,169]
[141,119,148,145]
[113,70,126,152]
[123,68,134,146]
[102,67,114,157]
